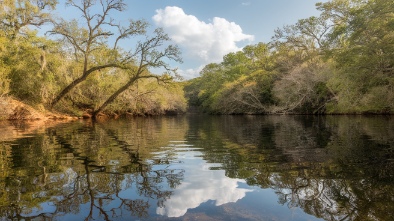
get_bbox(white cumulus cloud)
[156,150,252,218]
[153,6,254,78]
[177,65,204,79]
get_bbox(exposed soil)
[0,97,80,142]
[0,97,77,121]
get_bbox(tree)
[272,58,333,114]
[272,15,332,57]
[92,28,182,117]
[193,63,226,112]
[320,0,394,113]
[0,0,57,39]
[7,34,65,104]
[270,12,335,114]
[108,78,187,116]
[0,36,10,96]
[206,44,276,114]
[0,0,59,103]
[213,70,276,114]
[49,0,148,108]
[184,43,275,114]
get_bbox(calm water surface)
[0,115,393,221]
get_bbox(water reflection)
[187,115,394,221]
[0,118,187,220]
[156,145,251,217]
[0,115,393,221]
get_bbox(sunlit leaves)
[213,70,275,114]
[323,0,394,113]
[0,0,57,39]
[49,0,149,107]
[188,0,393,114]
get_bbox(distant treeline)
[184,0,394,114]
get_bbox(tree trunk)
[50,75,87,108]
[92,76,138,118]
[50,63,124,108]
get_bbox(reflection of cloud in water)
[156,151,252,217]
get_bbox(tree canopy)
[0,0,392,117]
[0,0,186,118]
[184,0,394,114]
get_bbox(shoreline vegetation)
[0,96,391,122]
[0,96,187,121]
[1,0,393,119]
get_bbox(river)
[0,115,393,221]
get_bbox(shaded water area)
[0,115,393,221]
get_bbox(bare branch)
[92,28,182,116]
[50,0,141,107]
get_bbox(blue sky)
[55,0,327,79]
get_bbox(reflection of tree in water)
[54,157,155,220]
[0,118,186,220]
[1,116,393,220]
[188,115,394,221]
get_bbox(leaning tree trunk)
[50,76,87,108]
[92,76,138,118]
[50,63,124,108]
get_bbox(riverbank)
[0,97,77,121]
[0,97,185,121]
[1,97,391,122]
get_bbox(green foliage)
[0,0,184,116]
[212,70,276,114]
[183,77,203,106]
[48,0,150,108]
[54,68,187,116]
[4,33,63,105]
[323,0,394,114]
[272,59,333,114]
[99,78,187,115]
[184,43,277,114]
[0,0,61,105]
[0,0,57,39]
[0,37,10,96]
[186,0,393,115]
[1,0,393,116]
